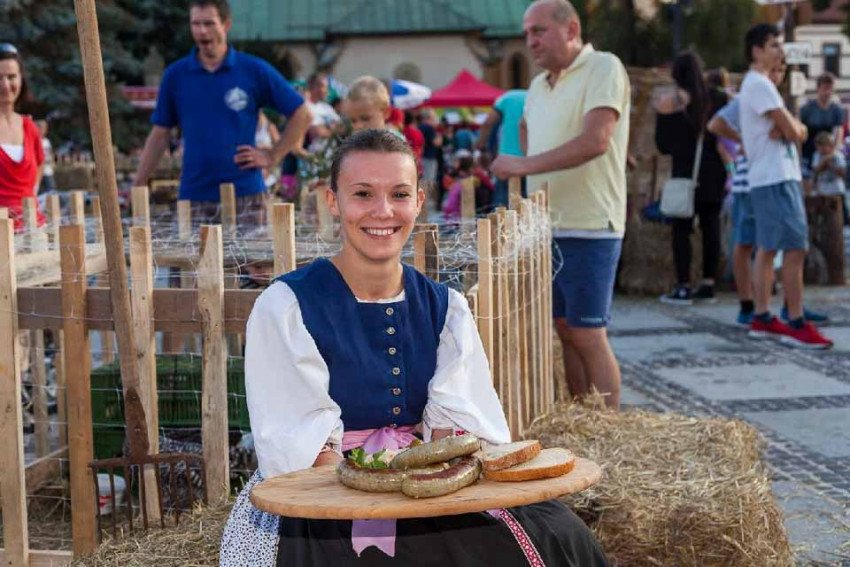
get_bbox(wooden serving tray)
[250,457,601,520]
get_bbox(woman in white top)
[219,129,608,566]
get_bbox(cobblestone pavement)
[610,286,850,566]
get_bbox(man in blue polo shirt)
[133,0,311,224]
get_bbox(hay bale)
[526,399,793,567]
[72,502,231,567]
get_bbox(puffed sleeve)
[245,281,343,478]
[422,288,511,445]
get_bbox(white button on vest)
[392,387,402,396]
[387,327,396,335]
[388,347,397,355]
[392,406,401,415]
[385,307,394,316]
[392,367,401,375]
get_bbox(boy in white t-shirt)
[738,23,832,349]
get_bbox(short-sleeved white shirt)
[738,70,801,188]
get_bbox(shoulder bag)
[660,133,703,219]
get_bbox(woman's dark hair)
[329,129,417,193]
[745,23,779,64]
[671,51,709,131]
[0,50,29,111]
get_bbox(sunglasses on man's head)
[0,43,19,55]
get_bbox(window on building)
[509,52,528,89]
[823,43,840,76]
[393,62,422,83]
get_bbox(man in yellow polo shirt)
[492,0,630,410]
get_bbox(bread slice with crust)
[483,448,575,482]
[480,440,541,472]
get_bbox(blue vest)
[279,259,449,430]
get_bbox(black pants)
[671,200,723,285]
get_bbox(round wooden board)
[250,457,601,520]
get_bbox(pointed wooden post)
[0,218,30,567]
[61,223,97,556]
[198,225,229,502]
[220,183,237,238]
[273,203,296,276]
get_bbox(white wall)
[330,35,484,88]
[794,24,850,94]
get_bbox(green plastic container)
[90,355,248,430]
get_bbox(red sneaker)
[748,316,792,341]
[780,322,834,350]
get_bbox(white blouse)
[245,281,511,479]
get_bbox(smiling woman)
[0,44,46,231]
[218,128,610,565]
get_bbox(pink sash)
[343,426,417,558]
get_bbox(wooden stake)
[488,211,504,418]
[90,195,104,243]
[31,330,49,457]
[70,191,86,227]
[129,226,161,521]
[177,200,192,240]
[220,183,237,238]
[476,218,494,371]
[97,274,115,365]
[413,224,439,281]
[74,0,144,457]
[0,218,30,567]
[60,224,97,556]
[505,210,522,436]
[272,203,296,276]
[46,194,62,245]
[55,330,68,447]
[518,200,533,426]
[461,177,476,222]
[198,225,229,502]
[132,185,151,227]
[23,197,47,252]
[540,185,554,409]
[315,183,334,241]
[508,177,522,210]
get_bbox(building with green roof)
[229,0,539,90]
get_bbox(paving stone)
[619,384,654,408]
[610,332,744,363]
[772,480,850,565]
[822,326,850,353]
[743,408,850,458]
[653,363,850,401]
[609,302,690,332]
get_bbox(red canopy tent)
[423,69,506,107]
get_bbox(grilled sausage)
[336,461,449,493]
[401,456,481,498]
[389,434,481,470]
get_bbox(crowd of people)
[653,25,838,349]
[1,0,844,563]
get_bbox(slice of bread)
[481,440,541,472]
[483,448,575,482]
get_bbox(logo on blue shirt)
[224,87,249,112]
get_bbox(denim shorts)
[551,237,622,328]
[749,180,809,251]
[732,192,756,247]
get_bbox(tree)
[572,0,757,70]
[0,0,148,151]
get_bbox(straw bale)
[72,502,231,567]
[526,398,793,567]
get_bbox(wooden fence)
[0,179,553,564]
